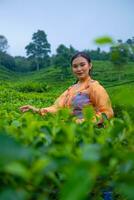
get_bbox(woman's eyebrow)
[80,62,86,64]
[73,62,86,66]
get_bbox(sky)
[0,0,134,56]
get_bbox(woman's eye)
[80,63,85,67]
[73,63,85,68]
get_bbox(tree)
[126,37,134,61]
[53,44,77,79]
[110,41,129,80]
[14,56,32,72]
[0,51,15,70]
[0,35,9,52]
[25,30,51,71]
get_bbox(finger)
[22,108,29,112]
[20,107,26,111]
[21,105,30,108]
[20,106,30,111]
[20,107,28,112]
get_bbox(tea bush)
[0,80,134,200]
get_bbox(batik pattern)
[71,92,90,118]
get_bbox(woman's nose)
[77,65,82,71]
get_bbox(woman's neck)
[78,76,91,83]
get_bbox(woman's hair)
[71,51,91,66]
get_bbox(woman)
[20,52,114,123]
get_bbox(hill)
[0,61,134,119]
[0,64,22,81]
[1,61,134,87]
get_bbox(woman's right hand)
[19,105,39,113]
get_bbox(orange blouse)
[40,77,114,120]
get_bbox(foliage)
[14,81,50,93]
[25,30,51,71]
[0,35,9,52]
[0,73,134,199]
[0,51,16,71]
[0,33,134,73]
[126,37,134,61]
[52,44,77,78]
[14,56,32,72]
[110,42,129,80]
[0,57,134,199]
[84,48,110,61]
[94,36,114,45]
[110,42,129,66]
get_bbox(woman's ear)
[89,63,92,70]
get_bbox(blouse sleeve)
[90,82,114,120]
[39,89,69,115]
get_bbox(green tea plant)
[0,61,134,200]
[0,82,134,200]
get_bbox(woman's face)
[72,56,92,80]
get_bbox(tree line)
[0,30,134,73]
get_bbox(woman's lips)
[77,73,83,75]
